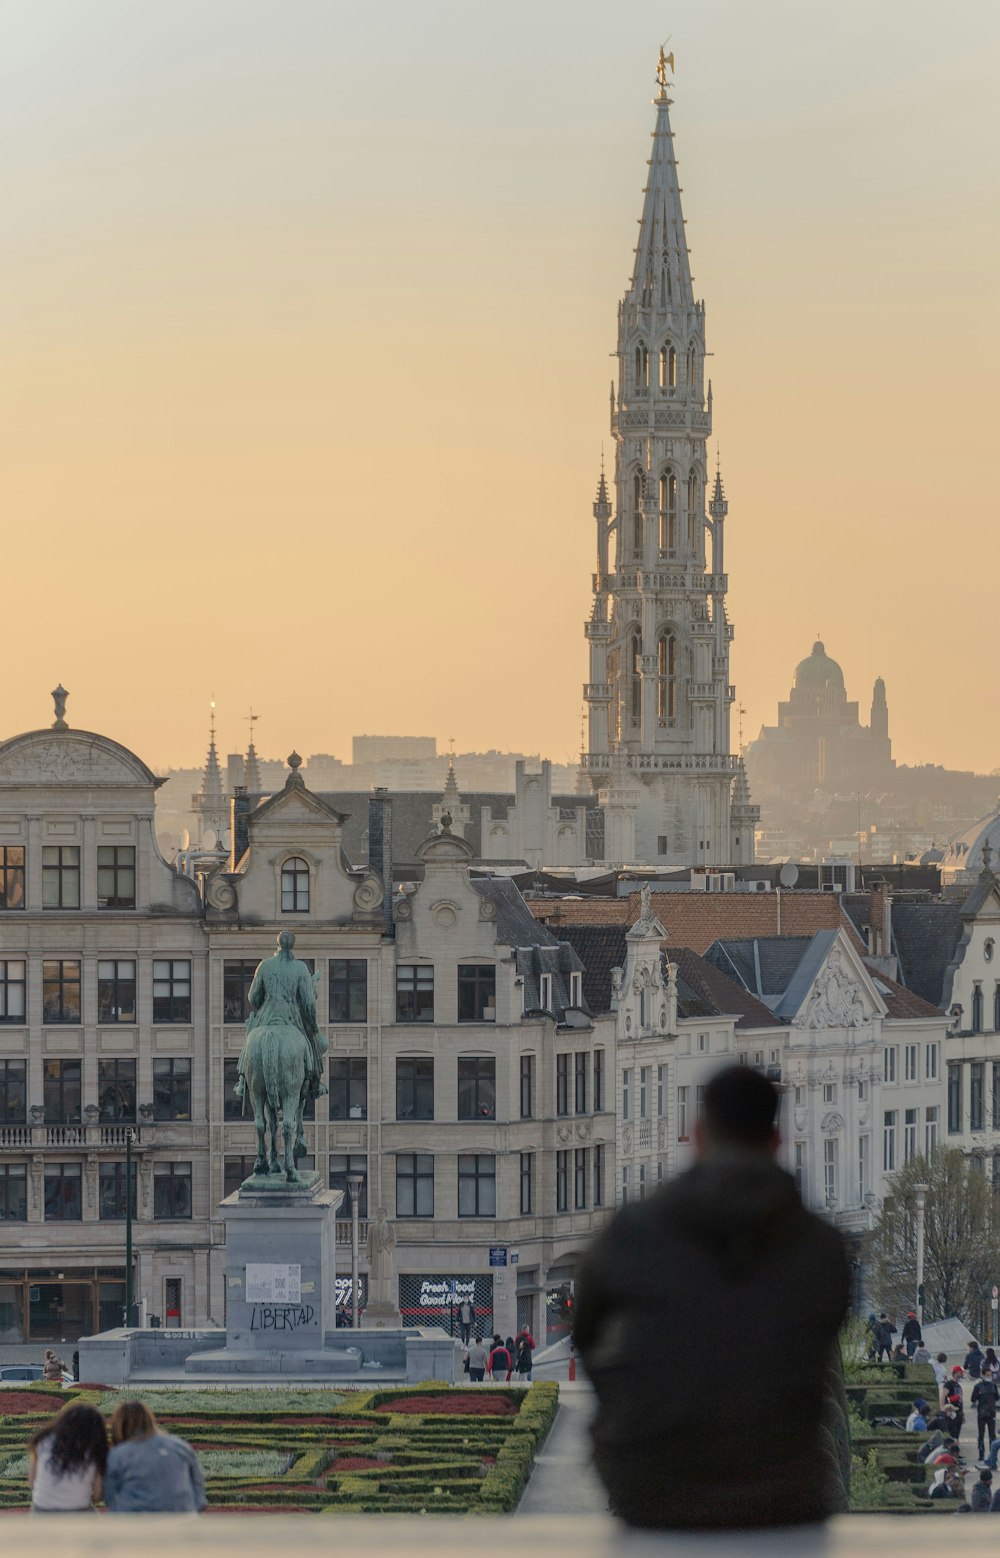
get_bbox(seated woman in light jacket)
[104,1400,206,1513]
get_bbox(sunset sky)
[2,0,997,775]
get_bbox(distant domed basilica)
[746,641,894,797]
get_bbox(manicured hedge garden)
[846,1361,956,1515]
[0,1379,558,1514]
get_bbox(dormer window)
[569,971,583,1007]
[281,856,310,913]
[539,973,553,1011]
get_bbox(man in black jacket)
[573,1065,850,1529]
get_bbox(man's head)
[276,930,296,957]
[694,1066,780,1157]
[937,1353,948,1364]
[981,1470,993,1486]
[913,1399,928,1412]
[879,1312,887,1321]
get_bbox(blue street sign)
[489,1246,508,1267]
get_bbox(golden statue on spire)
[656,44,675,94]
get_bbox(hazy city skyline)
[3,0,997,774]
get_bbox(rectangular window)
[622,1068,631,1123]
[330,1057,368,1120]
[621,1165,629,1204]
[330,959,367,1023]
[396,1153,434,1217]
[98,1058,136,1123]
[223,1057,243,1121]
[638,1163,647,1202]
[994,1064,1000,1132]
[0,1162,26,1220]
[883,1045,897,1084]
[696,1084,705,1120]
[153,1057,192,1122]
[904,1107,918,1161]
[556,1054,570,1116]
[154,1162,192,1219]
[677,1085,689,1141]
[42,845,80,909]
[822,1083,836,1104]
[926,1041,940,1082]
[223,960,257,1024]
[925,1105,940,1156]
[330,1154,367,1219]
[556,1149,568,1212]
[458,1153,496,1217]
[44,1162,81,1220]
[859,1134,870,1202]
[520,1151,534,1215]
[458,964,496,1022]
[224,1155,255,1198]
[539,972,553,1011]
[904,1043,919,1083]
[657,1065,665,1117]
[593,1143,604,1206]
[0,845,25,910]
[99,1161,137,1220]
[575,1052,588,1114]
[0,1058,26,1124]
[458,1056,496,1120]
[971,1062,985,1132]
[97,959,136,1024]
[883,1109,897,1173]
[396,964,434,1023]
[396,1057,434,1120]
[639,1066,650,1120]
[593,1050,604,1111]
[42,959,81,1024]
[823,1139,838,1204]
[697,1032,709,1054]
[519,1054,534,1119]
[153,960,191,1023]
[97,844,135,909]
[794,1141,806,1195]
[43,1058,81,1124]
[0,960,25,1023]
[569,970,583,1007]
[574,1148,588,1210]
[948,1064,963,1134]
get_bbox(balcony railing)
[0,1123,144,1150]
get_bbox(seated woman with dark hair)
[104,1400,206,1513]
[28,1403,108,1513]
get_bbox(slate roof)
[705,932,945,1023]
[887,902,964,1008]
[470,877,560,949]
[555,925,629,1014]
[529,890,854,954]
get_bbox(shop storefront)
[0,1268,128,1344]
[398,1273,493,1337]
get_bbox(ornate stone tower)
[584,54,755,866]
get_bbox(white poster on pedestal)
[245,1263,302,1303]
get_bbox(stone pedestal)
[363,1300,403,1330]
[218,1178,342,1356]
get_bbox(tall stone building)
[583,54,756,867]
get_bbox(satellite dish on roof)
[779,862,799,889]
[203,828,217,850]
[179,828,190,851]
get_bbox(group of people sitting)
[463,1327,534,1383]
[899,1339,1000,1506]
[28,1399,205,1514]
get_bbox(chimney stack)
[230,786,251,870]
[368,788,394,938]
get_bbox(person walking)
[515,1332,534,1382]
[966,1341,986,1379]
[487,1335,512,1382]
[28,1403,107,1513]
[457,1297,475,1346]
[465,1336,488,1383]
[573,1065,850,1530]
[901,1312,922,1360]
[875,1314,896,1362]
[984,1348,1000,1384]
[104,1401,205,1513]
[973,1374,1000,1462]
[41,1350,65,1383]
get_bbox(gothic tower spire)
[191,700,228,843]
[244,707,262,793]
[582,53,748,866]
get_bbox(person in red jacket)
[488,1335,512,1381]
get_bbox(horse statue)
[235,930,328,1184]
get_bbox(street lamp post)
[915,1182,929,1327]
[347,1173,363,1329]
[124,1128,137,1327]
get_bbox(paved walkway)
[518,1382,605,1516]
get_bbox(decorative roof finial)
[656,43,674,98]
[440,810,453,835]
[51,685,69,731]
[285,750,304,789]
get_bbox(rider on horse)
[234,930,328,1103]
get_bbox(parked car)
[0,1365,43,1382]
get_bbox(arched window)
[657,631,678,721]
[659,471,677,553]
[281,856,310,913]
[658,344,678,392]
[687,342,697,389]
[687,471,700,551]
[634,342,648,391]
[973,984,984,1034]
[632,471,644,558]
[628,628,642,725]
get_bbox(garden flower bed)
[0,1379,557,1514]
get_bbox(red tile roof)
[529,890,856,956]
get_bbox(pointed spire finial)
[51,685,69,731]
[656,43,674,99]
